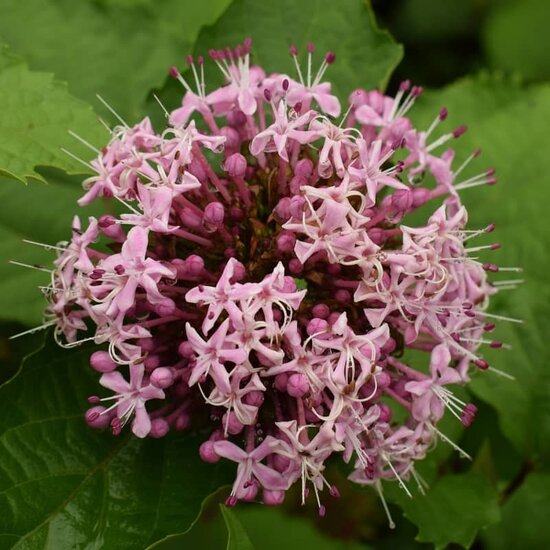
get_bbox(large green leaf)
[484,0,550,82]
[396,473,500,549]
[0,172,104,326]
[0,339,231,549]
[220,506,255,550]
[0,47,104,184]
[0,0,232,122]
[408,76,550,459]
[483,473,550,550]
[152,0,403,120]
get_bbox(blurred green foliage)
[0,0,549,548]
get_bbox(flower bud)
[224,153,247,177]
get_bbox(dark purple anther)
[453,125,467,138]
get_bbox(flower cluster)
[32,40,519,521]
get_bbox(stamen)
[96,94,129,128]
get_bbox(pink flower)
[99,363,164,438]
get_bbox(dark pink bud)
[263,490,285,506]
[293,101,303,113]
[90,351,117,373]
[287,373,309,397]
[289,175,308,195]
[149,418,170,438]
[230,207,245,222]
[264,88,272,102]
[200,441,220,463]
[289,44,298,56]
[243,391,264,407]
[307,42,315,53]
[282,78,289,91]
[411,85,423,97]
[274,197,292,221]
[289,258,303,274]
[274,373,289,392]
[378,402,392,422]
[490,340,503,349]
[144,355,160,370]
[294,158,314,178]
[150,367,174,389]
[311,303,330,319]
[219,126,240,149]
[484,323,496,332]
[318,505,326,517]
[325,51,336,64]
[411,187,431,207]
[439,107,448,120]
[178,340,194,358]
[391,189,413,211]
[486,223,496,233]
[276,231,296,253]
[204,201,225,226]
[185,254,204,277]
[169,66,180,78]
[224,152,247,178]
[335,289,351,304]
[223,412,244,435]
[329,485,340,498]
[186,54,193,66]
[86,406,111,429]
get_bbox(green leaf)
[0,172,103,326]
[0,0,232,122]
[0,47,104,184]
[483,473,550,550]
[220,506,255,550]
[408,76,550,459]
[233,506,373,550]
[152,0,403,120]
[398,473,500,549]
[484,0,550,82]
[0,338,231,549]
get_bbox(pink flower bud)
[287,373,309,397]
[90,351,117,373]
[85,406,111,429]
[263,490,285,506]
[294,158,314,178]
[224,153,247,177]
[277,231,296,253]
[199,441,220,463]
[149,418,170,438]
[204,202,225,226]
[311,303,330,319]
[150,367,174,389]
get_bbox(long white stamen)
[22,239,65,252]
[433,426,471,459]
[60,148,94,171]
[68,130,101,154]
[10,260,52,274]
[153,94,170,118]
[477,311,524,324]
[487,366,515,380]
[96,94,129,127]
[9,320,57,340]
[375,480,396,529]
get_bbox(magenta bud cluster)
[44,39,511,518]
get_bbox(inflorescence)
[16,39,522,524]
